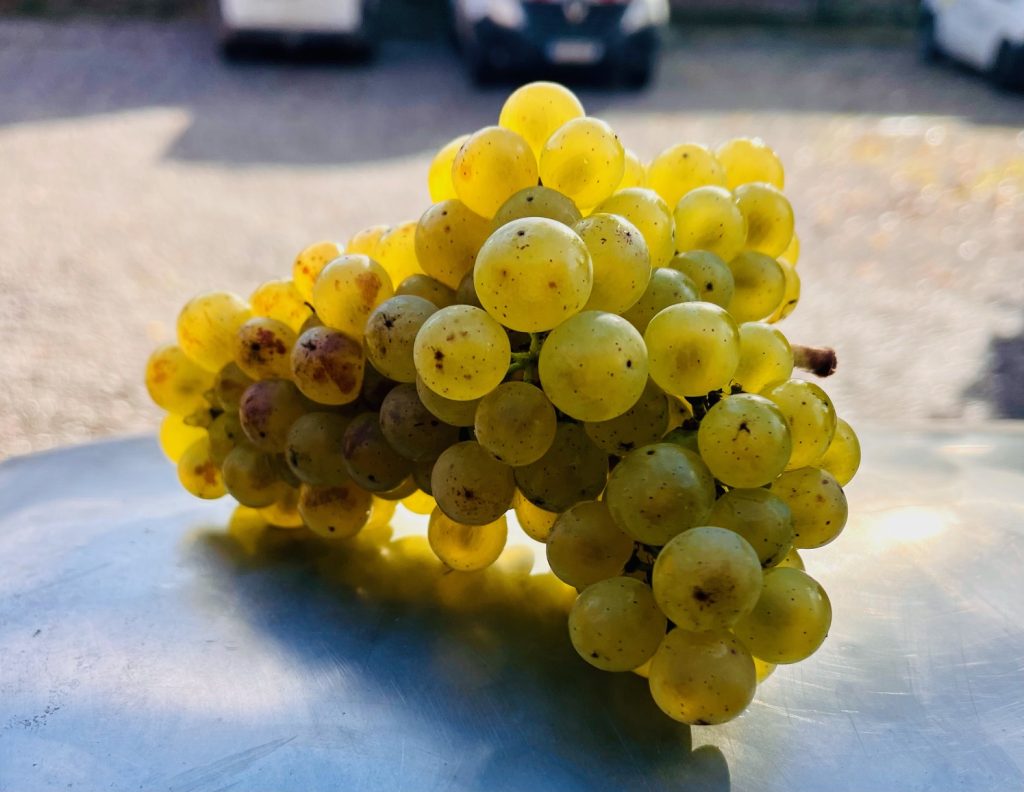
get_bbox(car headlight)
[621,0,669,34]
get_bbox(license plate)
[547,39,605,65]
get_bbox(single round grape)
[239,379,310,452]
[364,295,438,384]
[667,250,735,308]
[575,213,650,314]
[397,274,456,309]
[158,413,207,463]
[346,224,390,257]
[539,311,648,422]
[455,270,482,308]
[605,443,716,545]
[145,344,215,414]
[402,489,436,516]
[249,279,311,332]
[312,254,394,339]
[428,134,469,202]
[584,379,669,455]
[273,453,302,489]
[780,231,800,265]
[707,488,794,568]
[474,382,557,466]
[290,326,364,406]
[234,316,296,381]
[285,412,352,485]
[776,546,805,570]
[673,186,747,262]
[452,126,538,218]
[415,199,491,288]
[292,240,343,301]
[372,476,418,502]
[360,362,396,409]
[512,489,558,542]
[412,458,435,494]
[498,81,585,158]
[734,182,794,257]
[620,267,698,335]
[762,379,837,469]
[733,567,831,663]
[546,500,634,589]
[223,444,286,507]
[753,657,776,683]
[431,441,515,525]
[727,251,786,322]
[649,628,756,725]
[617,148,646,190]
[207,412,244,465]
[539,117,624,209]
[645,302,740,397]
[260,487,305,529]
[298,313,323,335]
[415,376,480,427]
[767,259,801,323]
[569,577,666,672]
[474,218,592,333]
[733,322,794,393]
[375,220,424,287]
[492,185,582,231]
[697,394,792,487]
[211,362,253,414]
[342,412,412,492]
[380,383,460,461]
[715,137,785,190]
[177,291,253,373]
[596,188,675,268]
[427,508,508,571]
[819,418,861,486]
[514,423,608,513]
[771,467,848,548]
[647,143,727,209]
[413,305,511,400]
[177,437,227,499]
[662,426,700,455]
[299,482,372,540]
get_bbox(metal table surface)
[1,426,1022,791]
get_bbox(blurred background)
[0,0,1022,459]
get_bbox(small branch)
[793,345,837,378]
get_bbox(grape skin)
[364,295,438,384]
[415,376,480,427]
[512,489,558,543]
[667,250,735,309]
[177,437,227,500]
[645,302,740,398]
[290,326,365,406]
[428,134,469,203]
[727,251,787,322]
[292,240,342,301]
[697,393,792,488]
[431,441,515,526]
[617,148,646,190]
[239,379,310,453]
[312,254,394,339]
[260,487,305,529]
[546,500,634,589]
[775,547,805,570]
[452,126,538,218]
[620,267,698,335]
[211,362,253,414]
[576,213,651,314]
[734,183,794,258]
[222,444,286,508]
[569,577,666,672]
[595,187,676,268]
[234,316,296,381]
[771,467,848,549]
[375,221,424,287]
[379,383,459,462]
[818,418,861,486]
[584,379,669,455]
[341,412,412,492]
[498,81,585,158]
[207,412,244,466]
[249,279,310,332]
[285,412,353,486]
[415,200,491,288]
[707,488,794,568]
[540,117,624,209]
[492,186,582,231]
[428,508,508,571]
[474,382,557,466]
[299,482,372,539]
[733,322,794,394]
[715,137,785,190]
[413,305,511,401]
[673,186,748,262]
[762,379,838,470]
[145,344,215,415]
[158,413,207,463]
[396,274,456,309]
[646,143,727,209]
[346,224,390,257]
[515,423,608,513]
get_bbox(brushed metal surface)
[1,428,1023,791]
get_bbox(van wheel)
[918,9,940,63]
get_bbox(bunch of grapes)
[145,81,861,726]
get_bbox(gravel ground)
[1,20,1023,459]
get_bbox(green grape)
[273,452,302,489]
[733,322,793,393]
[492,186,582,231]
[667,250,735,308]
[207,412,244,466]
[662,426,700,455]
[211,362,254,414]
[413,305,511,400]
[620,267,698,335]
[402,489,436,515]
[455,270,483,308]
[645,303,740,397]
[673,186,747,262]
[452,126,538,218]
[617,148,646,190]
[753,657,776,683]
[238,378,310,453]
[375,221,424,287]
[646,143,727,209]
[762,379,837,469]
[428,134,469,202]
[222,444,286,507]
[427,508,508,571]
[727,251,786,322]
[249,279,311,333]
[396,274,456,309]
[605,443,716,545]
[312,254,394,338]
[584,379,669,455]
[771,467,848,548]
[145,344,215,414]
[290,326,364,406]
[512,489,558,542]
[474,218,592,333]
[379,383,459,461]
[498,80,585,158]
[539,117,624,209]
[514,423,608,512]
[298,313,323,335]
[374,476,418,501]
[767,259,801,323]
[775,546,805,570]
[431,441,515,525]
[158,413,207,463]
[715,137,785,190]
[734,183,794,257]
[412,458,435,494]
[415,376,480,427]
[538,311,648,422]
[292,240,343,301]
[732,567,831,663]
[364,295,438,384]
[360,362,396,409]
[697,394,792,487]
[177,437,226,499]
[780,231,800,265]
[346,224,390,257]
[546,500,634,589]
[569,577,666,671]
[649,628,756,725]
[707,488,794,568]
[342,412,412,492]
[415,199,491,288]
[299,482,372,539]
[234,316,296,381]
[575,213,651,314]
[285,412,352,485]
[818,418,861,486]
[260,487,305,529]
[474,382,557,466]
[596,188,675,268]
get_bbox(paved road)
[1,20,1023,458]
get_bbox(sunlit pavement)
[1,19,1022,457]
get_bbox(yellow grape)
[145,344,215,414]
[715,137,785,190]
[667,250,735,308]
[546,500,634,589]
[733,322,794,394]
[762,379,837,469]
[617,148,646,190]
[767,259,801,323]
[342,412,412,492]
[595,187,675,268]
[290,326,364,405]
[515,423,608,513]
[512,489,558,543]
[474,382,557,466]
[414,199,491,288]
[374,221,423,286]
[234,317,296,381]
[431,441,515,525]
[644,302,740,397]
[238,379,311,452]
[402,489,436,515]
[177,437,226,500]
[364,295,438,384]
[727,251,786,322]
[646,143,727,208]
[415,376,480,427]
[158,413,207,463]
[584,378,669,455]
[620,267,698,335]
[222,444,287,507]
[673,186,747,262]
[228,505,269,554]
[780,230,800,265]
[569,577,666,672]
[177,291,252,373]
[396,274,457,308]
[575,213,651,314]
[708,488,794,568]
[207,412,244,465]
[492,186,582,230]
[299,482,372,539]
[498,81,585,158]
[775,546,805,570]
[379,383,460,461]
[292,240,343,301]
[211,362,253,414]
[734,182,794,257]
[428,134,469,202]
[732,567,832,663]
[427,508,508,572]
[413,305,511,400]
[540,117,624,209]
[285,412,353,486]
[311,254,394,338]
[346,224,390,257]
[771,467,848,549]
[818,418,861,486]
[367,496,398,531]
[754,657,777,683]
[260,487,305,529]
[249,279,311,333]
[697,393,792,488]
[452,126,538,218]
